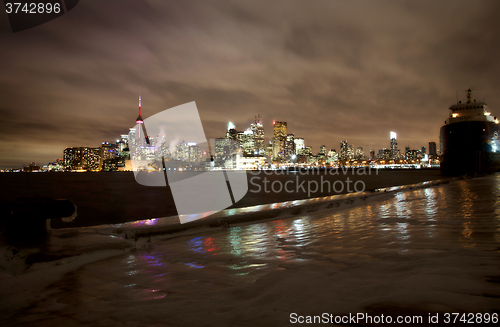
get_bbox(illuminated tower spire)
[136,93,143,138]
[136,94,143,123]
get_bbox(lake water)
[0,169,444,228]
[0,173,498,326]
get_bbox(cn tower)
[136,94,144,139]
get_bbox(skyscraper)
[214,137,232,167]
[226,122,238,141]
[250,115,265,155]
[294,137,305,151]
[187,143,201,162]
[100,142,115,164]
[272,121,287,161]
[238,129,255,155]
[429,141,437,158]
[340,140,348,161]
[285,134,296,159]
[356,147,364,160]
[347,144,354,159]
[390,131,397,159]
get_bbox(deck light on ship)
[452,113,459,118]
[485,112,491,116]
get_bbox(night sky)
[1,0,499,169]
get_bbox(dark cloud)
[0,0,499,168]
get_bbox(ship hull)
[440,121,500,176]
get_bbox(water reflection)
[423,188,438,220]
[103,174,500,304]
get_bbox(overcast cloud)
[0,0,499,168]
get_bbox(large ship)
[440,88,500,176]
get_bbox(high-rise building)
[63,147,100,171]
[154,134,170,161]
[390,131,397,159]
[63,147,75,170]
[128,128,137,154]
[285,134,296,160]
[100,142,115,162]
[175,141,189,161]
[250,115,265,155]
[298,146,312,156]
[226,122,238,141]
[237,129,255,155]
[429,141,437,158]
[340,140,348,161]
[369,149,375,160]
[272,121,287,161]
[406,149,419,161]
[347,144,354,160]
[214,138,232,167]
[265,141,273,158]
[294,137,305,151]
[87,148,100,171]
[356,147,364,160]
[379,148,392,160]
[118,134,128,151]
[327,149,338,163]
[187,142,201,162]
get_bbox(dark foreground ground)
[0,169,445,228]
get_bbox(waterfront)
[0,169,444,228]
[1,173,499,326]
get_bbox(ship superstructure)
[445,89,498,125]
[440,88,500,176]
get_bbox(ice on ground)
[1,174,500,326]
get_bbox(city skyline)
[11,104,435,171]
[0,93,439,169]
[1,1,499,168]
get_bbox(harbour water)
[1,173,499,326]
[0,169,443,228]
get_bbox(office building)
[272,121,287,161]
[390,131,397,159]
[250,115,265,155]
[429,141,437,158]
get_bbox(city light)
[8,97,441,172]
